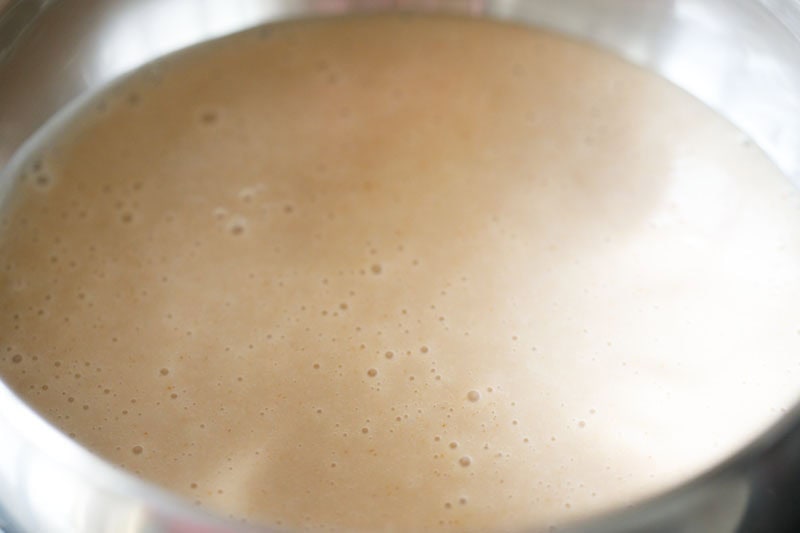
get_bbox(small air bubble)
[33,173,53,190]
[384,351,394,359]
[132,445,143,455]
[420,346,429,354]
[459,456,472,467]
[11,354,22,364]
[467,390,481,402]
[449,441,458,449]
[367,368,378,377]
[200,110,218,125]
[159,368,169,376]
[370,264,382,275]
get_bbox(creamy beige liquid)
[1,14,800,532]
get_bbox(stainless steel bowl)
[1,1,799,531]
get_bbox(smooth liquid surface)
[2,15,800,531]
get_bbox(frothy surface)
[1,14,800,531]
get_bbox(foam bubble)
[200,110,219,125]
[29,171,55,191]
[467,390,481,402]
[229,222,246,235]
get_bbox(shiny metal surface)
[0,1,799,532]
